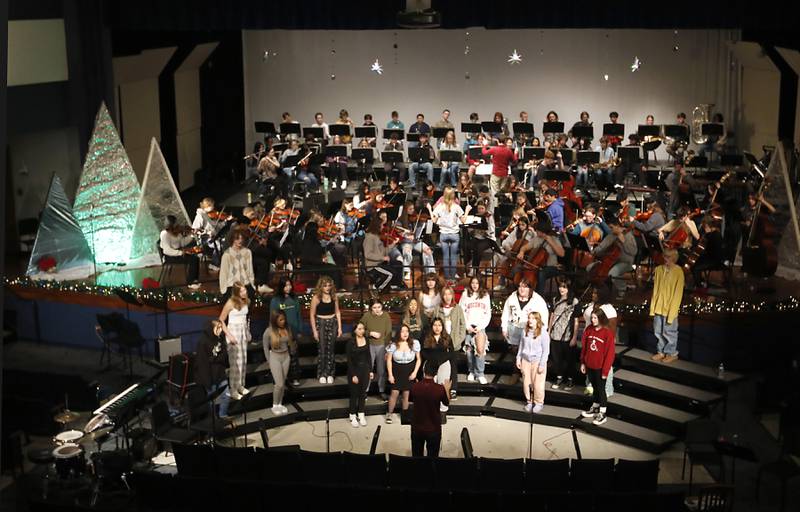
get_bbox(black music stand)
[719,154,743,167]
[603,123,625,137]
[686,155,708,168]
[324,145,348,157]
[701,123,725,138]
[406,132,421,143]
[663,124,689,140]
[272,142,288,154]
[352,147,376,180]
[571,126,594,140]
[329,124,351,137]
[637,124,660,138]
[523,147,546,161]
[408,146,433,164]
[481,122,502,134]
[383,128,405,140]
[303,126,324,139]
[280,123,301,136]
[468,146,488,162]
[432,127,451,139]
[713,439,758,485]
[543,122,565,134]
[255,122,276,136]
[513,122,534,136]
[577,151,600,166]
[355,126,377,139]
[556,149,575,166]
[461,122,481,134]
[567,233,592,268]
[440,150,463,164]
[381,151,404,166]
[617,146,642,163]
[543,170,571,182]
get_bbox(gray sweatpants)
[269,350,291,405]
[369,344,387,393]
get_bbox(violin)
[633,210,654,222]
[379,225,405,247]
[407,211,431,224]
[347,208,367,219]
[317,219,342,242]
[207,210,233,222]
[272,207,300,224]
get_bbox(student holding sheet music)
[438,130,460,189]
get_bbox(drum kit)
[48,408,115,481]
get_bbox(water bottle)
[717,363,725,379]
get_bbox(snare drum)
[54,429,84,445]
[52,443,86,479]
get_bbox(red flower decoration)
[142,278,160,289]
[37,256,57,272]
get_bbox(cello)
[742,180,778,277]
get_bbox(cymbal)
[54,410,82,423]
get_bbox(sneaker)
[564,378,574,391]
[230,390,243,400]
[330,182,337,190]
[279,405,289,414]
[450,390,457,400]
[582,405,600,418]
[478,376,488,385]
[358,413,367,426]
[524,402,534,412]
[651,353,665,361]
[208,265,219,273]
[239,387,250,396]
[340,180,347,190]
[403,271,411,281]
[440,404,449,413]
[467,373,475,382]
[187,282,201,290]
[272,405,285,415]
[584,385,594,396]
[663,354,679,364]
[257,284,274,294]
[532,404,544,414]
[326,376,334,384]
[291,380,301,386]
[385,414,393,424]
[319,377,327,384]
[593,412,608,425]
[350,414,359,427]
[552,377,563,390]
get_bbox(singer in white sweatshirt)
[459,277,492,384]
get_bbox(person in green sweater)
[269,278,302,385]
[430,286,466,399]
[359,299,394,399]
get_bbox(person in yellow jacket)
[650,249,684,363]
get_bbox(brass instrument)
[692,104,713,145]
[523,158,542,170]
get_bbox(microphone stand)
[325,407,331,453]
[527,404,535,460]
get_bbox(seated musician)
[279,139,301,178]
[258,147,283,198]
[606,112,623,148]
[353,182,372,210]
[463,200,496,278]
[465,132,487,178]
[587,216,638,297]
[325,134,348,190]
[519,214,565,296]
[568,206,607,252]
[364,217,404,292]
[543,188,565,234]
[499,207,528,243]
[631,198,666,257]
[494,214,534,290]
[397,201,435,280]
[160,215,201,289]
[700,113,727,160]
[299,222,343,290]
[385,176,405,198]
[534,150,564,187]
[594,136,615,189]
[616,191,638,223]
[409,132,436,189]
[355,138,378,175]
[383,133,407,186]
[240,205,282,292]
[741,191,776,246]
[280,112,300,143]
[613,134,642,187]
[690,217,725,289]
[191,197,226,269]
[408,113,431,148]
[665,112,690,160]
[665,160,697,218]
[246,142,265,182]
[515,111,532,147]
[457,173,478,202]
[439,130,460,190]
[333,198,365,260]
[336,109,355,145]
[362,113,377,147]
[658,206,701,252]
[543,111,560,145]
[487,111,510,143]
[569,111,593,150]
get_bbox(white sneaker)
[350,414,359,427]
[467,373,475,382]
[291,380,301,386]
[230,390,242,400]
[272,405,285,415]
[286,262,293,272]
[358,412,367,426]
[478,376,488,385]
[257,284,274,294]
[208,264,219,272]
[239,387,250,396]
[403,271,411,281]
[187,282,201,290]
[440,404,449,413]
[341,180,347,189]
[326,376,334,384]
[279,405,289,414]
[319,377,327,384]
[330,182,337,189]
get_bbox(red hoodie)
[580,326,615,378]
[482,145,518,177]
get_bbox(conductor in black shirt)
[409,361,450,457]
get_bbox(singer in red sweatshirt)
[580,307,615,425]
[482,137,518,207]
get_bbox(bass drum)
[52,443,86,479]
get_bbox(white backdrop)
[243,28,740,150]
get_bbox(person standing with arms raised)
[482,136,518,208]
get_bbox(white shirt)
[312,122,330,141]
[159,230,193,257]
[433,202,464,235]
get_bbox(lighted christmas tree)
[73,102,147,265]
[27,174,94,279]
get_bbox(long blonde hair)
[230,282,250,310]
[525,311,543,338]
[313,275,336,300]
[442,187,456,212]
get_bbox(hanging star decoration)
[262,50,277,62]
[603,74,609,81]
[370,58,383,75]
[507,49,523,65]
[631,56,641,72]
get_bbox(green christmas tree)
[73,102,156,265]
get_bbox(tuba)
[691,104,714,145]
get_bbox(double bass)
[742,180,778,277]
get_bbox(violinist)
[457,173,478,202]
[499,207,529,243]
[364,216,404,291]
[385,176,405,201]
[513,191,535,216]
[463,200,496,278]
[616,192,638,225]
[587,216,638,297]
[325,134,349,190]
[632,198,667,259]
[241,206,280,291]
[542,188,565,234]
[353,182,372,211]
[159,215,201,289]
[397,201,435,280]
[534,150,564,187]
[658,206,700,251]
[494,215,534,290]
[333,198,364,245]
[192,197,227,269]
[299,222,343,290]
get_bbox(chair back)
[433,457,478,491]
[388,454,434,489]
[478,457,525,491]
[614,458,659,492]
[525,458,570,493]
[571,458,615,492]
[686,419,719,445]
[698,484,734,512]
[344,452,387,487]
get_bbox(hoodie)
[194,320,229,390]
[546,198,565,232]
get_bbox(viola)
[634,210,654,222]
[272,207,300,225]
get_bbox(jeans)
[653,314,679,356]
[465,332,487,378]
[411,431,441,457]
[401,241,435,274]
[507,324,524,347]
[439,232,460,279]
[369,344,387,393]
[410,162,434,187]
[439,163,459,189]
[298,169,319,190]
[576,166,589,188]
[208,380,230,418]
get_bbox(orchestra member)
[219,281,251,400]
[354,181,372,210]
[633,199,666,240]
[595,136,615,189]
[386,110,404,130]
[587,216,638,297]
[649,249,684,364]
[570,111,593,150]
[465,132,487,178]
[516,110,532,147]
[482,136,518,208]
[543,188,565,234]
[257,147,283,198]
[325,134,348,190]
[385,324,422,424]
[438,130,460,189]
[521,216,565,295]
[262,310,296,415]
[665,112,690,160]
[457,172,478,201]
[332,198,363,262]
[658,206,700,251]
[347,322,373,427]
[364,217,403,291]
[460,276,492,385]
[398,201,435,280]
[245,142,265,182]
[690,218,725,289]
[312,112,330,142]
[240,206,275,293]
[219,229,256,298]
[494,214,534,290]
[487,111,509,142]
[428,187,469,281]
[410,132,436,189]
[191,197,224,269]
[280,112,300,143]
[534,149,565,187]
[700,113,727,160]
[336,109,354,144]
[383,133,407,186]
[361,113,377,147]
[159,215,201,289]
[740,191,776,252]
[310,276,342,384]
[433,109,454,142]
[299,222,343,289]
[613,134,642,187]
[568,206,607,253]
[359,298,394,400]
[464,200,496,278]
[501,279,550,384]
[543,111,560,144]
[517,312,550,413]
[408,113,431,148]
[616,191,638,221]
[548,277,579,391]
[606,111,623,148]
[580,308,615,425]
[665,160,697,217]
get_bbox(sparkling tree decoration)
[73,102,145,265]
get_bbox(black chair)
[756,413,800,512]
[157,239,187,286]
[434,456,479,491]
[152,401,197,451]
[478,457,525,491]
[451,489,499,509]
[344,452,387,488]
[261,448,301,483]
[388,454,435,490]
[172,443,214,478]
[130,470,175,510]
[683,419,724,494]
[214,446,260,479]
[185,386,236,444]
[571,458,615,492]
[525,458,571,493]
[613,458,659,492]
[697,484,734,512]
[299,450,345,486]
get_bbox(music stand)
[481,121,502,134]
[255,122,276,135]
[566,234,592,269]
[303,126,324,139]
[309,154,326,166]
[408,147,433,164]
[663,124,689,140]
[324,145,348,157]
[617,146,642,163]
[713,440,757,485]
[351,148,375,163]
[719,154,743,167]
[543,170,571,182]
[577,151,600,166]
[432,127,451,139]
[355,126,377,139]
[461,122,481,134]
[686,155,708,168]
[603,123,625,137]
[701,123,725,138]
[383,128,405,140]
[406,133,421,143]
[279,123,301,136]
[329,124,351,137]
[283,154,302,168]
[543,122,565,134]
[513,122,534,136]
[523,147,546,161]
[381,151,404,165]
[637,124,660,138]
[556,149,575,165]
[571,126,594,140]
[273,142,288,153]
[468,146,490,162]
[440,150,463,163]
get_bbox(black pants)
[467,237,493,268]
[164,254,199,284]
[449,351,459,393]
[249,243,272,285]
[550,339,572,380]
[586,368,607,408]
[328,242,348,269]
[348,370,370,414]
[327,162,347,184]
[411,430,441,458]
